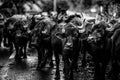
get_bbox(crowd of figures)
[0,9,120,80]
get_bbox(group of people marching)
[0,8,120,80]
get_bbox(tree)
[82,0,92,9]
[42,0,69,12]
[42,1,53,12]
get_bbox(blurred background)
[0,0,120,18]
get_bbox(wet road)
[0,47,95,80]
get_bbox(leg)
[23,44,27,59]
[3,28,8,47]
[42,46,54,68]
[0,29,3,47]
[40,48,47,68]
[69,59,75,80]
[54,50,60,79]
[9,39,13,53]
[110,60,120,80]
[100,63,107,80]
[81,50,86,67]
[19,46,24,58]
[3,36,7,47]
[0,36,2,47]
[63,51,70,80]
[73,52,79,72]
[14,44,20,61]
[37,46,43,70]
[28,35,32,48]
[28,39,32,48]
[49,48,54,67]
[94,61,101,80]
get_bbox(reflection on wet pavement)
[0,48,95,80]
[0,48,10,67]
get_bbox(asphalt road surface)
[0,47,95,80]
